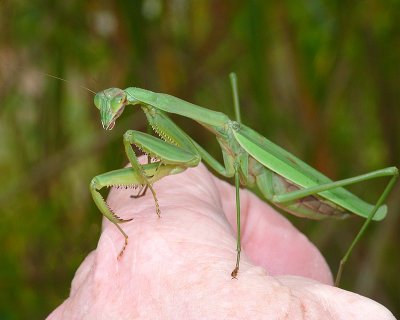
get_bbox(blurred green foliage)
[1,0,399,318]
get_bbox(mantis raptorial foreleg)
[123,131,162,217]
[90,164,156,256]
[124,128,206,213]
[90,162,198,256]
[129,125,153,199]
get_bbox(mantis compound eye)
[110,95,127,111]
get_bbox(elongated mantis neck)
[125,87,230,127]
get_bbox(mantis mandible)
[90,73,398,286]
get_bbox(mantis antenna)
[43,72,97,95]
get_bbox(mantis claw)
[231,267,239,279]
[117,237,128,259]
[111,210,133,223]
[130,184,148,198]
[155,206,161,218]
[114,221,130,258]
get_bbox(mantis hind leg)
[335,170,398,286]
[254,164,399,286]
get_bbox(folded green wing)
[233,124,386,221]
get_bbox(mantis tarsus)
[90,73,398,286]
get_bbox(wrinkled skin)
[48,163,395,319]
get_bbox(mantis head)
[94,88,129,130]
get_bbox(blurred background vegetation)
[1,0,399,318]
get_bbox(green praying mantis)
[90,73,398,286]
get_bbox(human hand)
[47,163,395,319]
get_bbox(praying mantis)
[90,73,398,286]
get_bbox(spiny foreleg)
[123,130,201,215]
[123,131,162,217]
[90,169,145,257]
